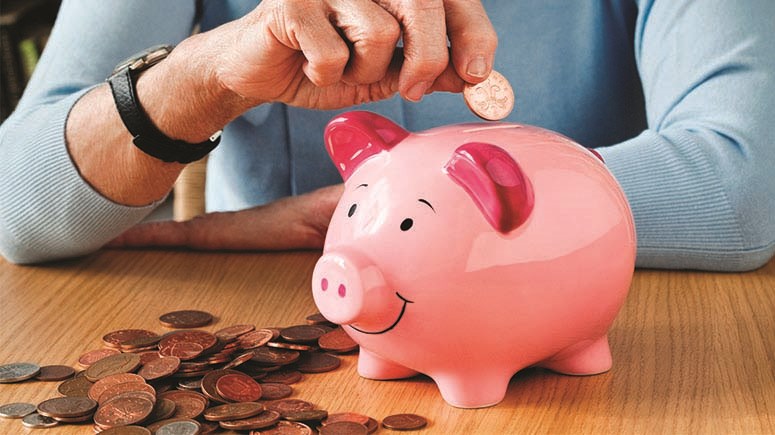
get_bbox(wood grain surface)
[1,250,773,434]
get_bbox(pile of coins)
[0,310,428,434]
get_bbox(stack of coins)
[0,310,429,433]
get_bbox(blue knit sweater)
[1,0,773,269]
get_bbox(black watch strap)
[108,57,221,164]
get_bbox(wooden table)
[1,250,773,434]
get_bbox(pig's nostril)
[321,278,328,291]
[338,284,346,298]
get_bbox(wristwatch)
[107,44,222,164]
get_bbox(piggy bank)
[312,111,635,408]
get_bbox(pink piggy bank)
[312,111,636,408]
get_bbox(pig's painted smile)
[348,292,414,335]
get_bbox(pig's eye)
[400,218,414,231]
[347,204,357,217]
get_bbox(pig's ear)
[324,111,409,181]
[444,142,534,234]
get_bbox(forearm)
[66,32,257,206]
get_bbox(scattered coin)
[0,402,36,419]
[159,310,214,329]
[382,413,428,430]
[99,426,152,435]
[37,396,98,418]
[146,417,200,433]
[297,352,341,373]
[320,420,369,435]
[251,347,301,366]
[262,420,314,434]
[239,329,275,349]
[78,348,121,368]
[96,381,156,405]
[261,369,303,385]
[57,375,94,397]
[89,373,146,402]
[463,69,515,121]
[306,312,334,325]
[158,390,208,419]
[85,353,142,382]
[284,409,329,423]
[318,327,359,353]
[203,401,265,421]
[138,356,181,381]
[144,398,177,424]
[215,372,263,402]
[265,399,315,417]
[0,362,40,383]
[21,412,58,428]
[281,325,332,343]
[258,382,293,400]
[323,412,371,426]
[219,409,281,430]
[215,324,255,341]
[154,418,202,435]
[103,329,159,349]
[93,394,155,428]
[35,364,76,381]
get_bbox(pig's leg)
[358,348,419,380]
[432,372,511,408]
[540,335,612,375]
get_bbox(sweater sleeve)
[0,0,198,264]
[596,0,775,271]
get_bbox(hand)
[210,0,497,109]
[106,184,344,251]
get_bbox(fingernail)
[406,81,432,102]
[467,56,488,79]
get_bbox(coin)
[215,324,256,341]
[21,412,58,428]
[258,382,292,400]
[320,421,368,435]
[89,373,146,402]
[203,401,265,421]
[250,347,300,366]
[318,328,359,353]
[159,330,218,354]
[222,351,255,370]
[238,329,275,349]
[305,312,334,326]
[265,399,315,417]
[201,369,242,403]
[215,373,263,402]
[267,341,317,352]
[35,364,76,381]
[280,325,332,343]
[138,356,181,381]
[103,329,159,349]
[323,412,371,426]
[158,390,209,419]
[159,341,205,361]
[99,426,152,435]
[219,409,281,430]
[0,402,36,419]
[0,362,40,383]
[159,310,214,328]
[283,409,328,423]
[364,417,379,433]
[58,375,94,397]
[296,353,341,373]
[144,398,177,424]
[382,413,428,430]
[262,420,314,435]
[155,419,202,435]
[93,394,155,428]
[261,369,302,385]
[463,70,515,121]
[37,396,98,418]
[85,353,142,382]
[146,417,200,433]
[97,382,156,405]
[78,348,121,368]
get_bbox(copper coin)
[222,352,255,370]
[216,373,263,402]
[203,401,265,421]
[78,348,121,368]
[85,353,142,382]
[97,382,156,405]
[261,420,313,435]
[159,341,205,361]
[177,378,202,390]
[323,412,370,426]
[155,419,202,435]
[305,312,334,326]
[158,390,209,419]
[283,409,328,423]
[37,396,98,418]
[119,334,162,350]
[0,402,37,418]
[178,361,210,372]
[57,375,94,397]
[21,413,58,428]
[365,417,379,433]
[159,310,214,328]
[267,341,317,352]
[102,329,159,349]
[219,410,281,430]
[258,383,292,400]
[89,373,146,402]
[382,413,428,430]
[296,353,341,373]
[239,329,275,350]
[146,417,201,433]
[261,370,302,385]
[160,330,218,353]
[171,368,213,378]
[138,356,181,381]
[318,328,358,353]
[215,324,256,341]
[0,362,40,383]
[52,413,95,423]
[265,399,314,417]
[320,421,368,435]
[201,369,242,403]
[280,325,332,343]
[250,347,300,366]
[199,420,221,434]
[463,70,515,121]
[99,427,152,435]
[138,351,163,366]
[35,364,76,381]
[144,398,177,424]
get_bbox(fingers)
[286,3,351,87]
[444,0,497,84]
[329,0,401,85]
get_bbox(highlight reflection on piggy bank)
[312,111,636,408]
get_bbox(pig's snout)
[312,251,390,326]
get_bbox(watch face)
[112,44,173,75]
